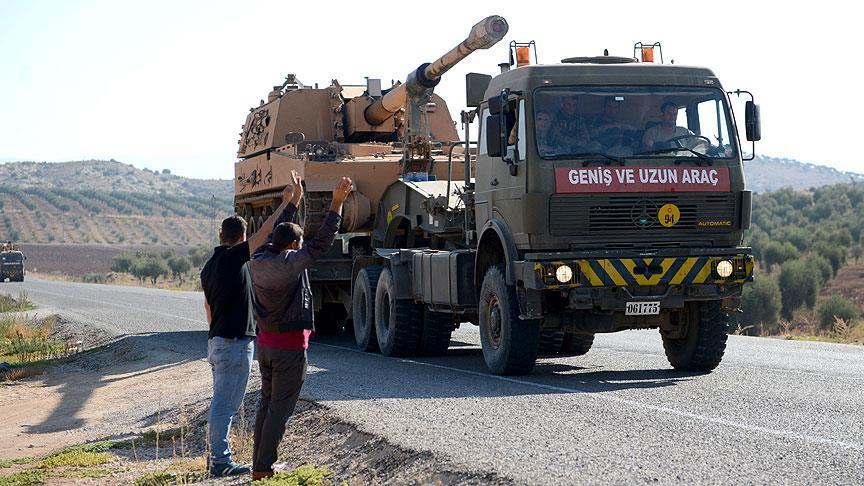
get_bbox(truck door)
[475,98,528,239]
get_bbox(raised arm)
[247,170,303,255]
[283,177,352,269]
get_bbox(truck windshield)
[533,87,737,160]
[1,253,22,263]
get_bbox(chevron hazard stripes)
[534,255,753,288]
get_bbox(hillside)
[745,155,864,193]
[0,160,233,246]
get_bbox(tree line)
[110,247,212,285]
[742,184,863,333]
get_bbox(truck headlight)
[716,260,734,278]
[555,265,573,283]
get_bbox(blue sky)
[1,1,861,179]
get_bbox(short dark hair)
[272,222,304,248]
[220,215,247,245]
[660,101,678,113]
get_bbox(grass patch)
[0,457,35,469]
[0,469,46,486]
[39,449,112,469]
[0,310,76,382]
[254,465,334,485]
[0,292,32,313]
[53,467,123,479]
[138,427,183,445]
[134,470,207,485]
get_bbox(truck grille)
[549,193,736,236]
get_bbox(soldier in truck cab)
[586,96,638,155]
[534,110,557,155]
[642,101,694,150]
[551,95,589,152]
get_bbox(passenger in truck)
[535,110,558,156]
[642,101,694,150]
[551,95,589,152]
[586,96,638,156]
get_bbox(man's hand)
[282,170,303,206]
[329,177,353,212]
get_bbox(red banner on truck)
[555,166,730,193]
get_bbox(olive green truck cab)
[351,43,758,375]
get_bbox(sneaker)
[211,461,251,477]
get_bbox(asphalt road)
[10,278,864,484]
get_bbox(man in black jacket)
[248,175,352,480]
[200,171,302,477]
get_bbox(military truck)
[1,248,25,282]
[234,17,757,375]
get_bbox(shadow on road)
[23,330,207,435]
[307,334,693,400]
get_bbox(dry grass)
[229,401,253,463]
[1,295,77,382]
[0,291,32,313]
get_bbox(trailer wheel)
[661,301,729,372]
[478,266,540,375]
[374,268,422,357]
[352,266,381,352]
[418,309,453,356]
[560,333,594,356]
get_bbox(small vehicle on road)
[1,249,25,282]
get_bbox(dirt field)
[823,263,864,309]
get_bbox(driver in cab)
[642,101,694,150]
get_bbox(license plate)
[625,301,660,315]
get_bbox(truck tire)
[418,309,453,356]
[537,331,565,356]
[353,266,381,352]
[661,301,729,372]
[560,333,594,356]
[478,266,540,375]
[375,268,422,357]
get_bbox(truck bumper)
[517,248,753,290]
[515,248,753,318]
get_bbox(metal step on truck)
[233,17,758,375]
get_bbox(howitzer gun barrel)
[364,15,508,126]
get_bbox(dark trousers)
[252,345,307,473]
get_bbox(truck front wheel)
[661,301,729,372]
[478,266,540,375]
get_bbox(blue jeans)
[208,336,254,466]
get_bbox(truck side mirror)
[488,96,502,115]
[466,73,492,108]
[487,89,511,116]
[745,101,761,141]
[486,114,502,157]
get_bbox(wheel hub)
[487,296,503,349]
